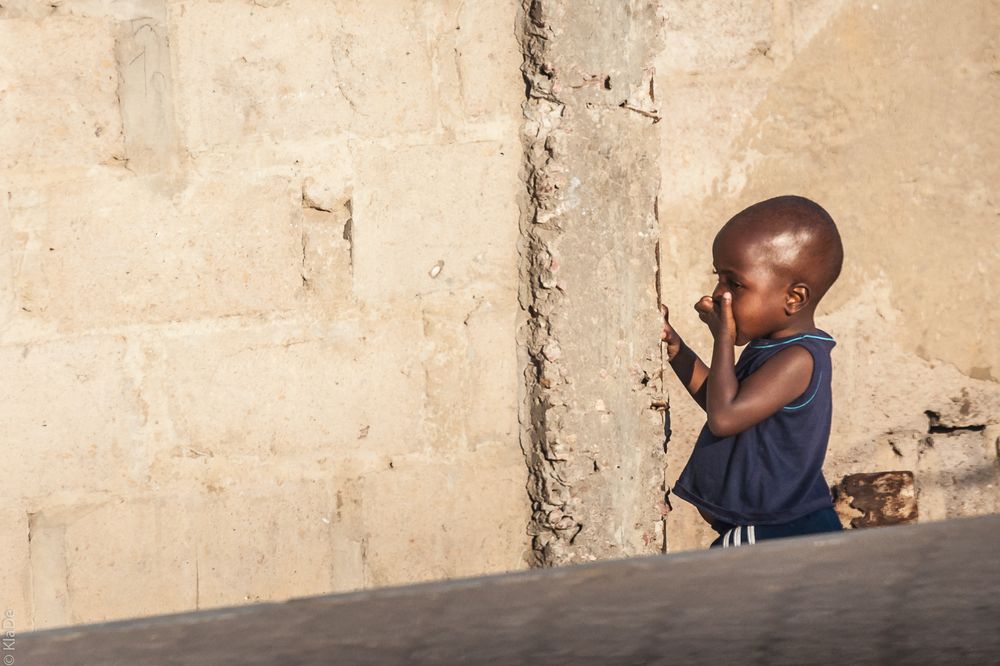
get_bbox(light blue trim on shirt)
[783,371,823,411]
[750,334,835,349]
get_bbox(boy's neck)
[761,316,818,341]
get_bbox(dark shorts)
[709,506,843,549]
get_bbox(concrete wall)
[657,0,1000,550]
[2,0,997,629]
[0,0,529,629]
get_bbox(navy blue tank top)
[673,330,836,526]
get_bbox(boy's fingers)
[693,296,714,315]
[719,292,736,330]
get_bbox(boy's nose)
[711,283,726,300]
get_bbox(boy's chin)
[734,332,751,346]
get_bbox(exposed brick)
[455,0,524,119]
[8,174,303,330]
[145,317,426,468]
[190,480,339,610]
[0,507,31,629]
[29,500,197,628]
[171,0,439,152]
[0,17,123,171]
[833,471,918,528]
[417,289,520,454]
[352,142,520,304]
[0,337,139,502]
[359,451,529,586]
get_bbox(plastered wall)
[2,0,997,630]
[657,0,1000,550]
[0,0,529,629]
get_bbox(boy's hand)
[659,304,683,361]
[694,293,736,343]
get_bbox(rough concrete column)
[518,0,666,566]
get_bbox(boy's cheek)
[730,310,750,344]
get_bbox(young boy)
[660,195,844,548]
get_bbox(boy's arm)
[661,305,709,411]
[696,293,814,437]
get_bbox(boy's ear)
[785,283,810,315]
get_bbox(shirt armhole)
[781,342,822,412]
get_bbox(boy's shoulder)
[737,330,835,392]
[740,330,835,366]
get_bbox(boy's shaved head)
[719,195,843,300]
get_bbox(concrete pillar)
[518,0,667,566]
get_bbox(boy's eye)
[711,270,740,289]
